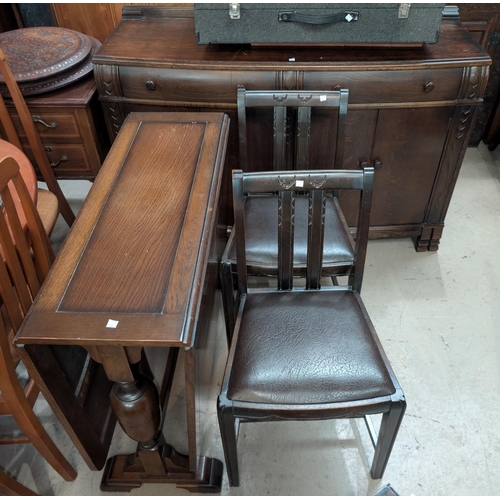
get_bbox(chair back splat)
[218,167,406,488]
[233,168,373,293]
[221,87,352,340]
[237,87,348,172]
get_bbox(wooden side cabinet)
[93,7,490,252]
[1,75,109,180]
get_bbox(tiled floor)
[1,143,499,496]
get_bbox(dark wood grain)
[94,16,488,70]
[15,111,229,492]
[17,112,228,346]
[93,13,490,251]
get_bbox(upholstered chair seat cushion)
[227,290,395,405]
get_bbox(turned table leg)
[85,345,222,493]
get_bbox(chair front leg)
[217,398,240,487]
[370,397,406,479]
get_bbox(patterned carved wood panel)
[456,4,500,146]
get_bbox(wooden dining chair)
[220,87,353,339]
[0,48,74,229]
[0,156,76,481]
[218,167,406,486]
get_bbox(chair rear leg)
[370,398,406,479]
[217,399,240,487]
[7,387,76,481]
[220,262,236,345]
[0,469,38,496]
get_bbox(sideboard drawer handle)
[146,80,156,91]
[50,155,68,168]
[45,147,68,168]
[424,82,435,92]
[32,115,57,129]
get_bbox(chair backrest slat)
[273,106,288,170]
[0,190,37,313]
[277,189,294,290]
[306,189,326,290]
[296,106,311,170]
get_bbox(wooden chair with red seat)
[0,47,74,231]
[218,167,406,486]
[0,155,76,483]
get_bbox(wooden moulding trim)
[92,58,491,73]
[97,96,484,110]
[368,224,422,238]
[16,312,189,347]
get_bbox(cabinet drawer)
[22,143,94,178]
[120,67,276,103]
[10,110,82,140]
[304,68,464,104]
[119,66,464,106]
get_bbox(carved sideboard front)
[92,6,490,252]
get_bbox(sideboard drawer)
[10,110,81,140]
[304,68,464,104]
[120,67,276,103]
[119,66,464,106]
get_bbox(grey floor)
[1,143,499,496]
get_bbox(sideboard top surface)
[93,15,490,71]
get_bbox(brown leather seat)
[227,291,395,405]
[218,168,406,487]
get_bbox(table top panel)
[59,121,205,313]
[16,111,229,347]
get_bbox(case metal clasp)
[398,3,411,19]
[229,3,240,20]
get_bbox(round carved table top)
[0,27,92,83]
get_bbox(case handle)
[278,11,359,25]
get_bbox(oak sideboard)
[93,6,490,251]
